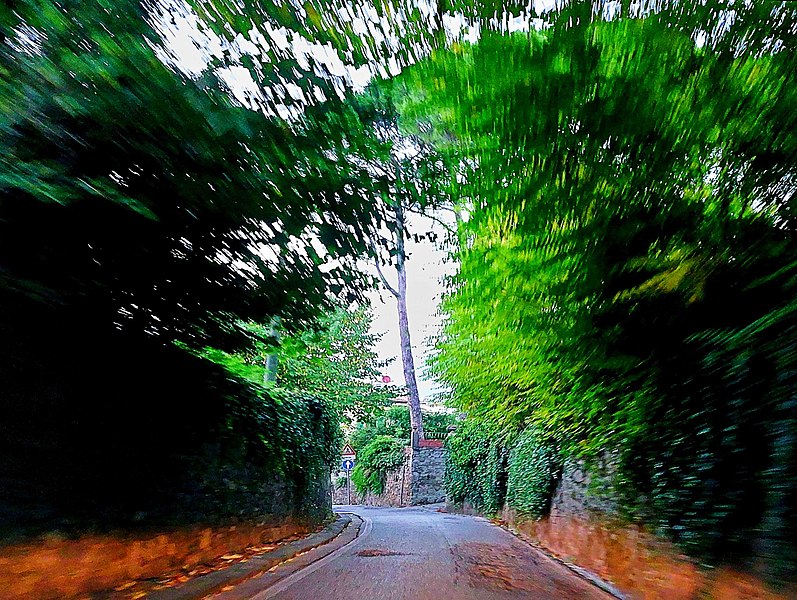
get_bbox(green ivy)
[444,420,507,515]
[444,422,561,519]
[216,382,341,520]
[351,436,406,496]
[506,429,560,519]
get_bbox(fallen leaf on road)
[113,582,136,591]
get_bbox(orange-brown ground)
[0,521,308,600]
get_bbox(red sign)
[341,443,356,458]
[419,439,444,448]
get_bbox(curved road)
[213,505,612,600]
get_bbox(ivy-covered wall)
[445,420,508,515]
[506,430,561,518]
[444,420,796,594]
[351,436,407,497]
[333,449,411,507]
[334,445,445,507]
[0,301,337,540]
[445,423,559,520]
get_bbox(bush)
[351,436,406,495]
[506,429,560,519]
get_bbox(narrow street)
[211,506,613,600]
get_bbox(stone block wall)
[409,446,446,505]
[550,455,621,517]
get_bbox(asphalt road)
[211,505,613,600]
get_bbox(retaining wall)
[502,459,797,600]
[409,446,446,505]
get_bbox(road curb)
[222,513,367,600]
[143,514,353,600]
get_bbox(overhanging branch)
[405,207,457,235]
[372,244,399,298]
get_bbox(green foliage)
[199,304,395,499]
[278,306,396,424]
[445,420,507,515]
[406,4,797,573]
[348,406,456,451]
[199,305,395,427]
[217,384,341,518]
[349,406,410,451]
[187,0,445,83]
[0,0,392,356]
[445,424,560,520]
[506,430,560,519]
[613,268,797,566]
[350,435,406,496]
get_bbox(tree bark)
[263,317,280,384]
[394,198,424,445]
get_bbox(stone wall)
[332,448,411,507]
[409,446,446,505]
[549,456,620,517]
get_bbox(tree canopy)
[0,0,394,354]
[199,305,397,425]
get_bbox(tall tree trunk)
[263,317,280,384]
[394,198,424,445]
